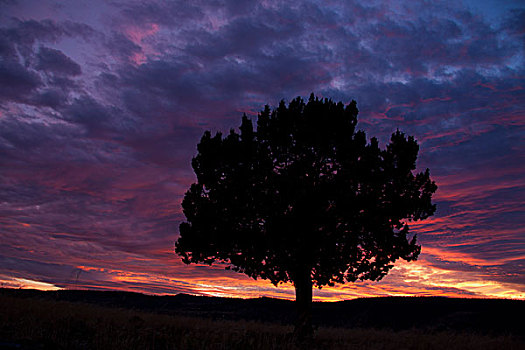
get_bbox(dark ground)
[1,288,523,336]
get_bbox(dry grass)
[1,294,523,350]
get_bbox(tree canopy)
[175,94,437,337]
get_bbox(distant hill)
[1,288,523,336]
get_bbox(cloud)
[29,88,68,109]
[36,47,82,76]
[0,18,96,110]
[62,96,112,128]
[0,61,42,102]
[118,0,205,27]
[105,32,143,63]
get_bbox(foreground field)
[1,291,523,349]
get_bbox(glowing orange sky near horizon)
[2,255,523,301]
[2,239,523,301]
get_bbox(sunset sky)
[1,0,524,300]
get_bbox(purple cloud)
[36,47,81,76]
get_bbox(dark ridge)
[1,288,523,336]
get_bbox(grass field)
[1,292,523,349]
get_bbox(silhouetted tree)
[175,94,437,339]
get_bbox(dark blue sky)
[0,0,523,299]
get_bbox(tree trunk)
[293,270,313,340]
